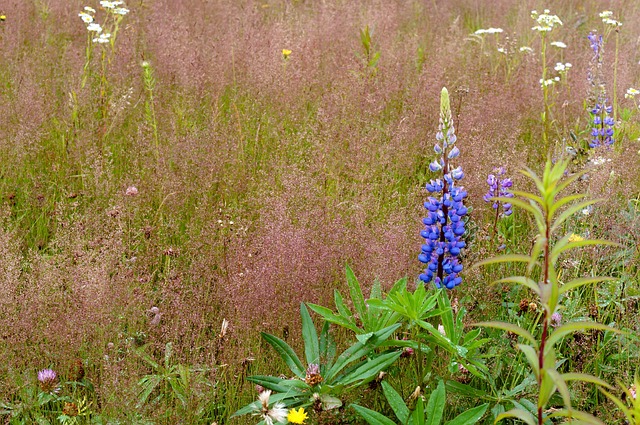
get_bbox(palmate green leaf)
[444,403,489,425]
[261,332,305,378]
[426,380,446,425]
[473,321,537,346]
[495,408,536,425]
[382,381,411,424]
[550,239,620,264]
[493,276,540,296]
[560,276,617,294]
[339,351,401,385]
[516,344,540,376]
[561,373,612,389]
[351,404,397,425]
[546,409,605,425]
[301,303,320,366]
[471,254,533,270]
[550,199,601,233]
[545,322,621,351]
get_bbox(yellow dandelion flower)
[568,233,584,243]
[282,49,292,59]
[0,15,6,21]
[287,407,308,424]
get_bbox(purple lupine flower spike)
[419,88,467,290]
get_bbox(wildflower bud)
[37,369,58,393]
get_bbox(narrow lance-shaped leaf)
[495,408,537,425]
[261,332,305,378]
[493,276,540,296]
[301,303,319,366]
[473,321,537,346]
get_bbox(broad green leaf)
[340,351,401,385]
[320,394,342,410]
[426,380,445,425]
[538,370,557,408]
[351,404,397,425]
[548,193,586,217]
[334,290,352,321]
[493,276,540,295]
[550,199,601,233]
[473,321,536,345]
[495,408,536,425]
[325,323,400,382]
[444,381,491,399]
[516,344,540,376]
[546,409,605,424]
[560,276,617,294]
[561,373,612,389]
[414,394,425,425]
[444,403,488,425]
[261,332,305,378]
[547,369,571,408]
[546,322,620,350]
[301,304,320,366]
[551,239,620,264]
[471,254,533,270]
[346,264,367,323]
[382,381,410,424]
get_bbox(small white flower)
[114,7,129,15]
[554,62,572,73]
[79,12,93,23]
[540,78,558,87]
[438,324,446,336]
[475,27,503,35]
[531,9,563,32]
[84,6,96,13]
[519,46,533,53]
[582,205,593,215]
[254,391,288,425]
[100,1,116,8]
[625,88,639,99]
[87,23,102,33]
[550,41,567,48]
[602,18,622,27]
[599,11,613,18]
[497,47,506,54]
[93,33,111,43]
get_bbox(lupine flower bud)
[484,167,513,216]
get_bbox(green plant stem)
[613,29,619,123]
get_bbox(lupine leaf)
[473,321,536,345]
[301,303,319,366]
[444,403,488,425]
[382,381,410,424]
[339,351,401,385]
[426,380,445,425]
[351,404,397,425]
[261,332,305,378]
[346,265,367,325]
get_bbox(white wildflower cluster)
[519,46,533,53]
[550,41,567,49]
[600,10,622,27]
[554,62,572,73]
[474,27,503,35]
[79,2,128,44]
[625,88,639,99]
[531,9,563,32]
[540,77,560,87]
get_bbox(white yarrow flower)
[93,33,111,43]
[87,23,102,33]
[79,12,93,23]
[519,46,533,53]
[114,7,129,15]
[599,11,613,18]
[84,6,96,13]
[550,41,567,48]
[625,88,639,99]
[531,9,563,32]
[554,62,572,73]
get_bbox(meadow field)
[1,0,640,423]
